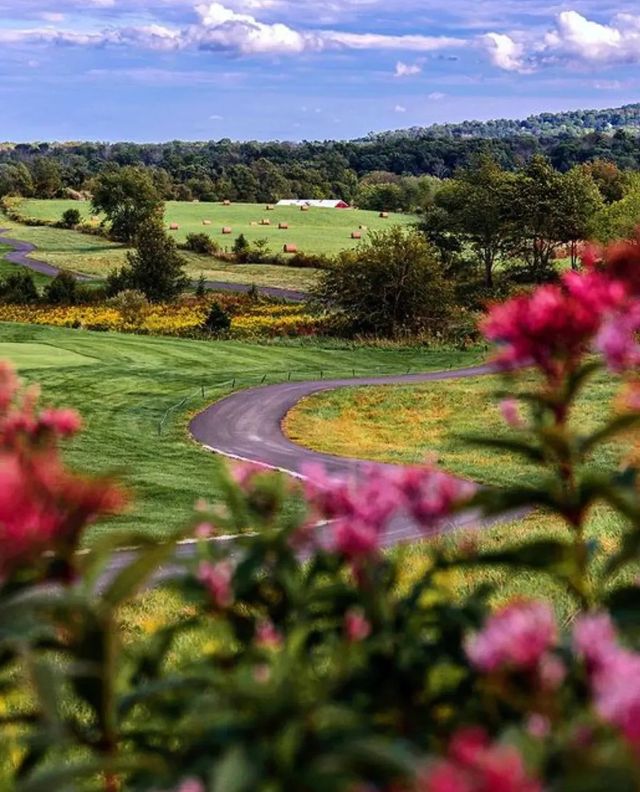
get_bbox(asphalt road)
[0,229,309,302]
[189,362,501,548]
[100,362,506,585]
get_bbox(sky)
[2,1,640,142]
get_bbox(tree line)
[3,128,640,209]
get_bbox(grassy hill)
[18,200,415,257]
[0,322,479,541]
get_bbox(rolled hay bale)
[379,212,389,219]
[202,220,212,226]
[222,199,231,206]
[222,227,232,235]
[283,244,298,253]
[351,231,362,240]
[300,205,310,212]
[260,218,271,226]
[359,224,368,230]
[250,221,258,227]
[278,222,289,230]
[169,223,179,231]
[266,205,274,210]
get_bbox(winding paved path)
[0,229,309,302]
[190,362,503,548]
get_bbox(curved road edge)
[189,362,505,547]
[0,228,310,302]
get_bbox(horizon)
[2,2,640,142]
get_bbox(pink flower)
[420,728,541,792]
[344,607,371,643]
[499,399,524,428]
[173,780,205,792]
[596,304,640,373]
[194,521,215,539]
[394,465,476,532]
[198,561,234,609]
[38,408,82,437]
[466,600,557,674]
[574,613,640,746]
[526,714,551,740]
[255,619,283,649]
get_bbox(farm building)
[276,199,350,209]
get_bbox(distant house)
[276,199,351,209]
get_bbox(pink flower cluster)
[0,362,124,582]
[481,239,640,380]
[466,600,561,683]
[302,463,475,562]
[420,727,541,792]
[481,268,625,379]
[574,612,640,746]
[198,561,234,609]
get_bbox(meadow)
[0,216,320,291]
[17,199,416,256]
[0,322,481,542]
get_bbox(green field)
[0,323,480,542]
[19,199,415,257]
[284,375,636,621]
[0,217,320,291]
[284,373,625,486]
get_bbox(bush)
[203,301,231,333]
[0,271,38,303]
[315,226,453,337]
[183,232,219,256]
[59,207,82,228]
[107,289,149,325]
[9,241,640,789]
[43,271,77,305]
[232,233,250,262]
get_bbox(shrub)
[315,226,453,337]
[107,289,149,326]
[43,271,77,305]
[0,271,38,303]
[59,207,82,228]
[203,301,231,333]
[9,239,640,789]
[183,232,219,256]
[232,233,250,262]
[195,273,207,298]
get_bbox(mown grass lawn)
[19,199,416,257]
[287,372,640,618]
[0,322,482,543]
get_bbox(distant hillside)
[373,103,640,141]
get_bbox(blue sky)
[2,1,640,142]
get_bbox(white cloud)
[394,104,407,112]
[482,32,527,72]
[427,91,445,100]
[394,60,421,77]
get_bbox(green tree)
[558,167,604,268]
[508,156,566,281]
[233,233,250,263]
[32,157,62,198]
[91,166,163,243]
[314,227,453,337]
[581,159,627,204]
[107,217,188,302]
[432,156,514,288]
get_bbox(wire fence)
[157,355,487,436]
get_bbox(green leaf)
[605,587,640,628]
[210,745,257,792]
[578,414,640,457]
[459,435,544,464]
[101,541,177,609]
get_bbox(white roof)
[276,199,349,208]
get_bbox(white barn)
[276,199,351,209]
